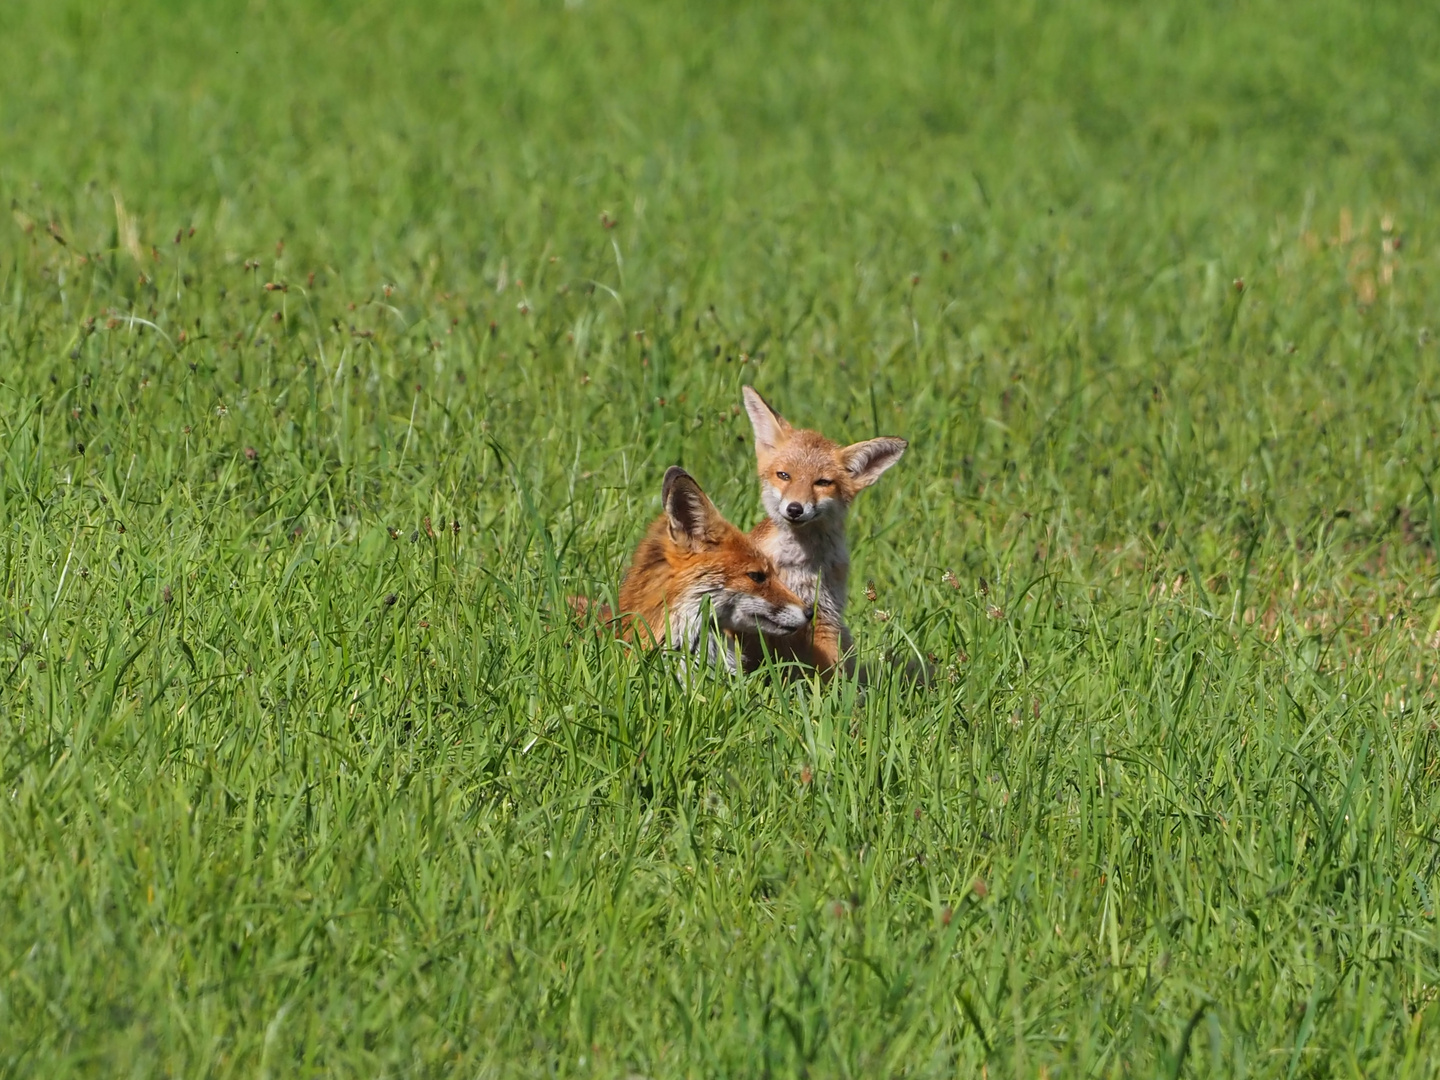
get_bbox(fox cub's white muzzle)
[765,485,823,526]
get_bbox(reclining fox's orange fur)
[739,387,907,675]
[615,466,812,672]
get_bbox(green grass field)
[4,0,1440,1074]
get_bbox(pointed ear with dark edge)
[662,466,720,547]
[842,437,907,489]
[741,386,792,454]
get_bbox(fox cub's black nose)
[802,605,815,621]
[785,502,805,519]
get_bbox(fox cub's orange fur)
[617,466,811,672]
[740,387,907,674]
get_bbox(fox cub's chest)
[756,523,849,624]
[781,564,847,624]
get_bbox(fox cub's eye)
[775,471,790,481]
[747,570,768,583]
[814,478,834,487]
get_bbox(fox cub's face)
[660,467,812,637]
[742,387,907,528]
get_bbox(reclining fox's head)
[620,467,812,653]
[742,386,907,530]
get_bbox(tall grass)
[3,0,1440,1074]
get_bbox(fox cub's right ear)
[742,386,793,454]
[842,437,908,489]
[663,466,720,547]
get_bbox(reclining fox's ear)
[662,466,720,547]
[841,437,907,489]
[742,386,792,454]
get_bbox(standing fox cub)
[740,386,907,675]
[615,466,812,672]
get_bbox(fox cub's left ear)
[741,386,793,455]
[842,437,907,489]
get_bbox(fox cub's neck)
[753,513,849,623]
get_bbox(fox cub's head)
[661,467,812,637]
[742,386,907,528]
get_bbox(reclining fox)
[591,466,812,672]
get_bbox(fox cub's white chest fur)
[751,516,849,627]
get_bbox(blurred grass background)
[3,0,1440,1075]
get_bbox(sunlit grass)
[3,0,1440,1075]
